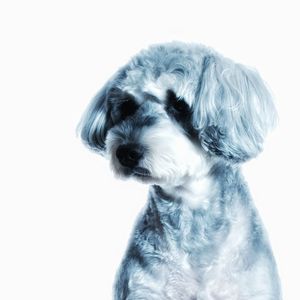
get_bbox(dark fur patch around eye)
[165,90,197,139]
[119,94,139,120]
[109,90,139,124]
[166,90,190,118]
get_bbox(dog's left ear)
[192,55,278,162]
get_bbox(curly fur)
[78,42,281,299]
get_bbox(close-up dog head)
[79,42,277,186]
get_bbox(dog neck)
[147,163,243,253]
[150,163,242,227]
[154,162,237,210]
[156,175,217,210]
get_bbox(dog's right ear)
[77,70,125,153]
[78,84,110,153]
[78,65,133,154]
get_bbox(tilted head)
[78,42,277,185]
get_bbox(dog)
[78,42,281,299]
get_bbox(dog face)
[79,42,277,185]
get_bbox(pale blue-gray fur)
[79,42,277,162]
[114,165,281,299]
[78,42,281,299]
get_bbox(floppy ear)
[78,84,111,153]
[192,55,278,163]
[78,69,125,153]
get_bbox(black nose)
[116,144,144,168]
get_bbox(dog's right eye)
[110,93,139,124]
[119,97,139,120]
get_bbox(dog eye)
[166,90,190,115]
[119,97,138,120]
[172,99,188,112]
[110,93,139,124]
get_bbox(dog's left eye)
[165,89,197,138]
[166,90,190,116]
[172,99,189,113]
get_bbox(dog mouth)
[132,167,151,178]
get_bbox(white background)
[0,0,299,299]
